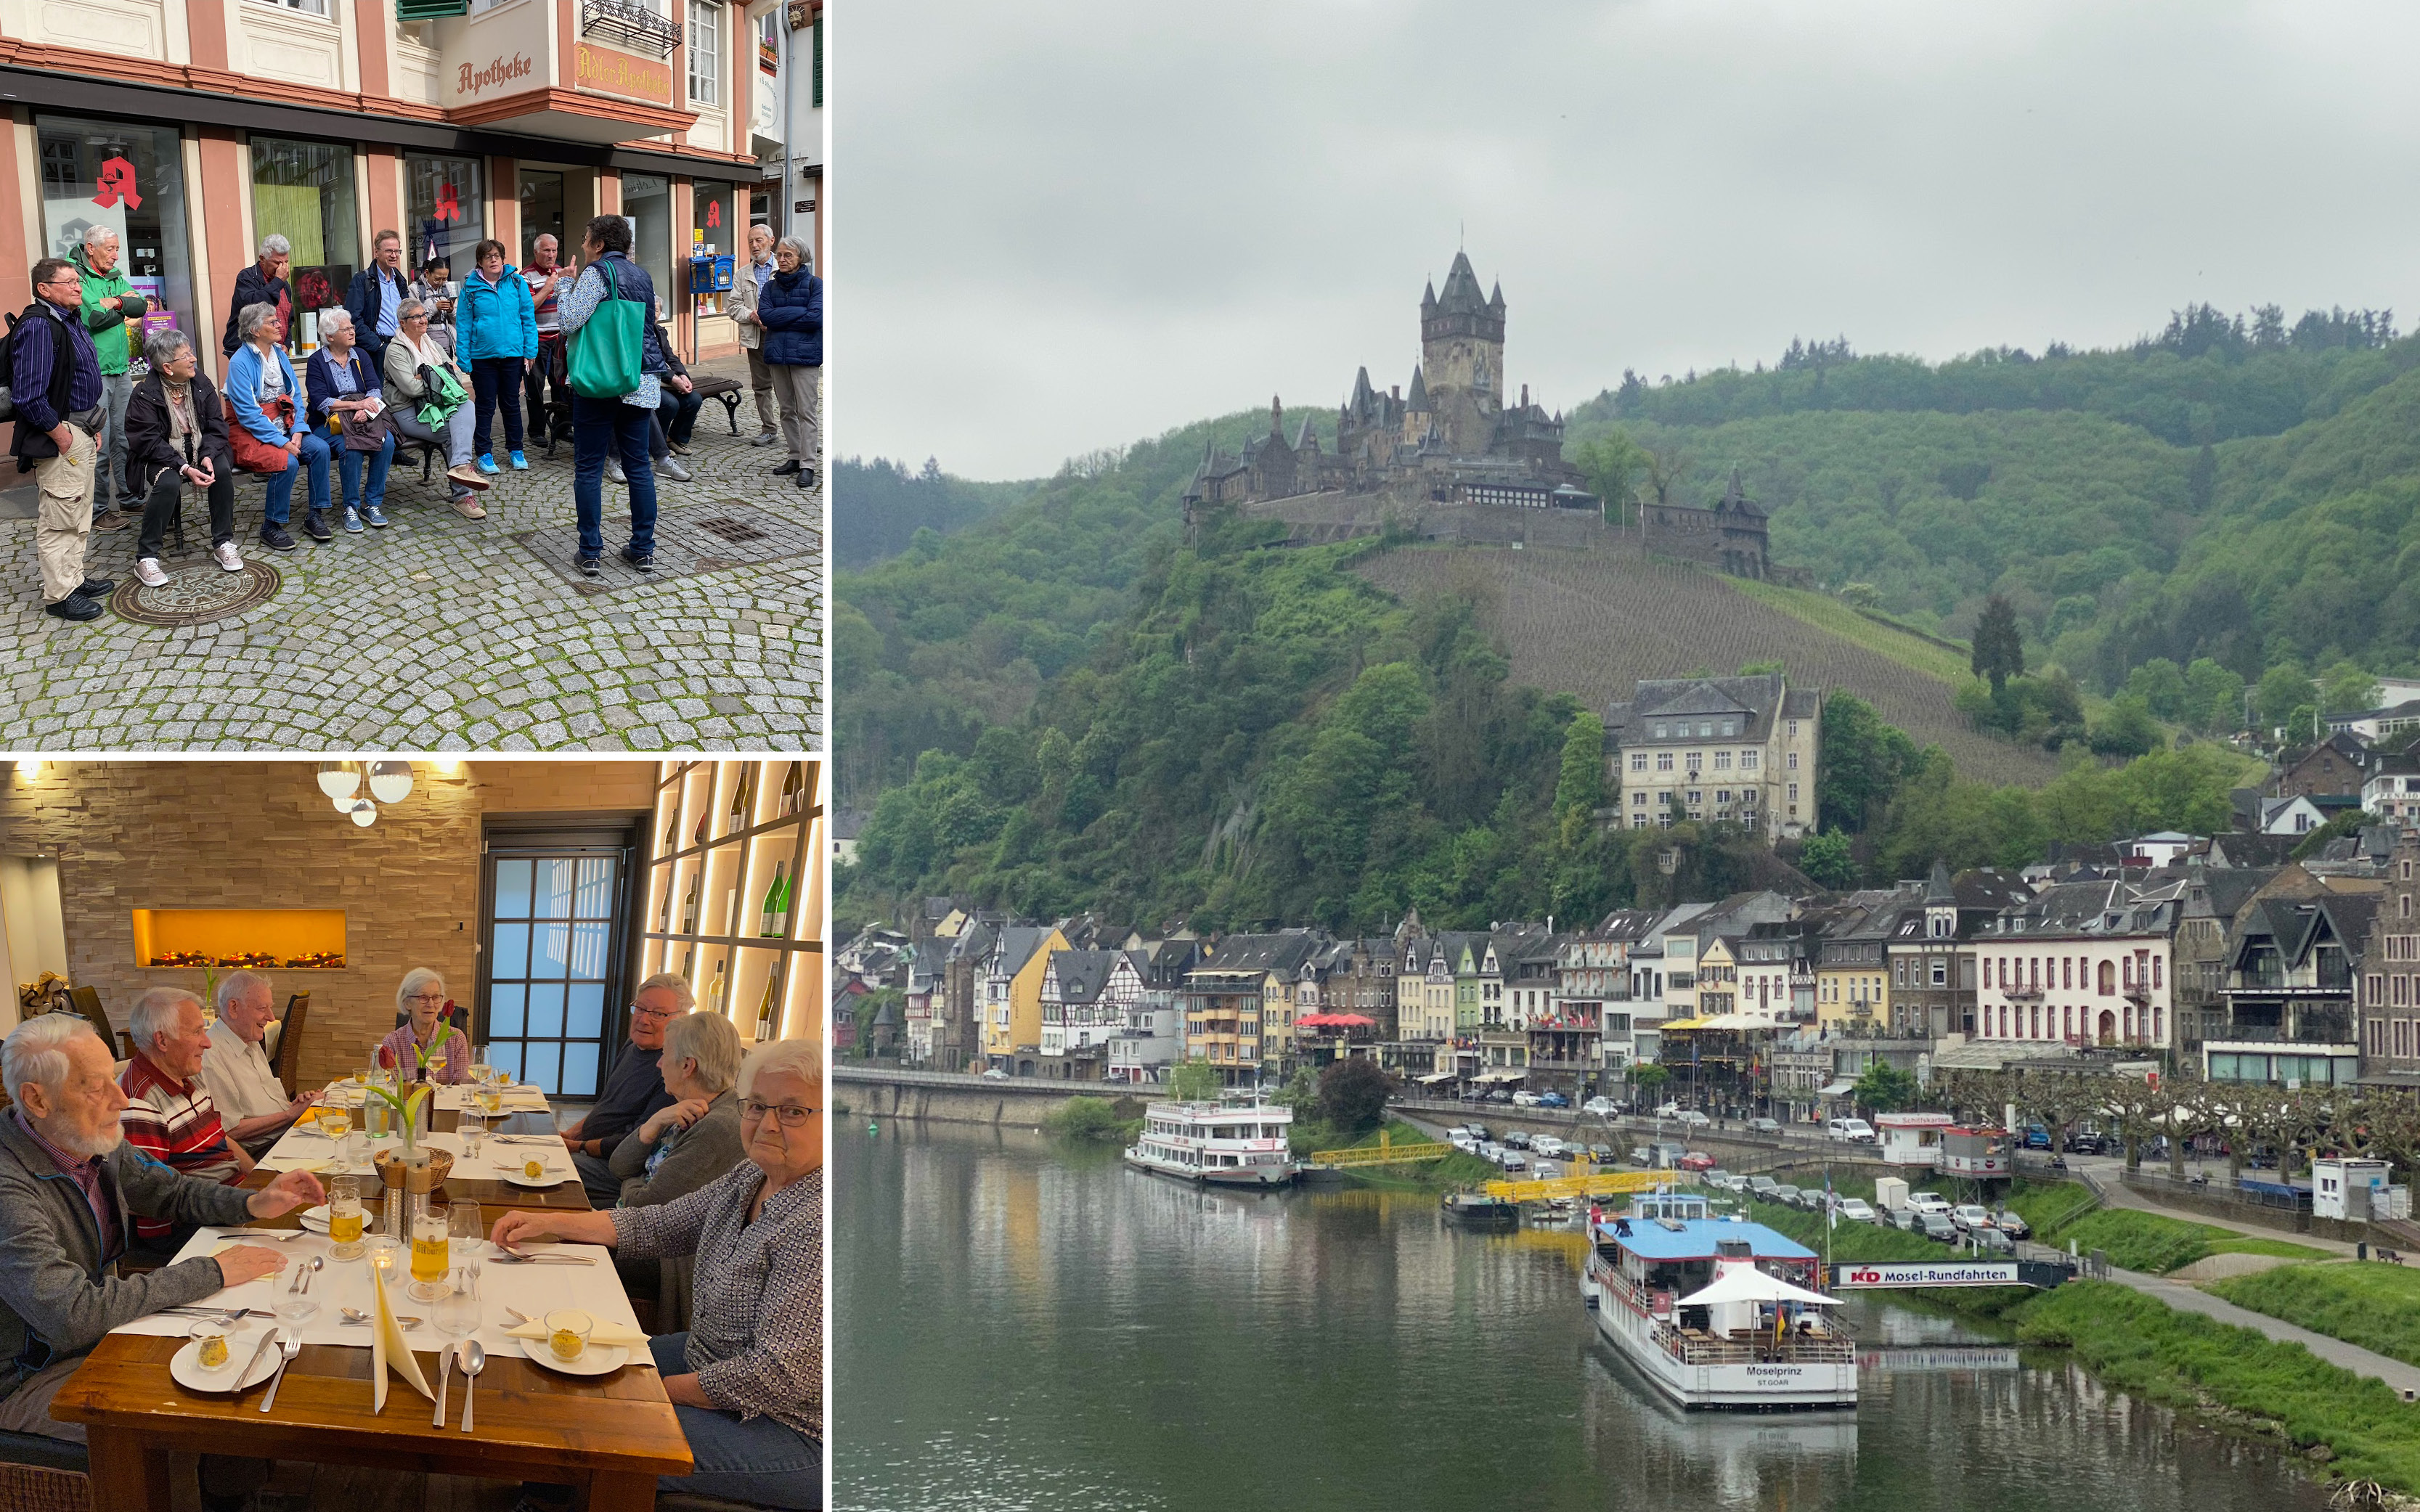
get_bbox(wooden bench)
[688,375,745,435]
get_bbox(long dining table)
[49,1095,690,1509]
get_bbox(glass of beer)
[327,1174,366,1259]
[409,1207,450,1301]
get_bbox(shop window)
[407,154,485,285]
[691,184,734,316]
[36,116,195,375]
[250,136,359,354]
[624,172,674,319]
[518,168,568,269]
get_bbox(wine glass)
[460,1113,486,1161]
[318,1099,353,1145]
[435,1265,481,1341]
[449,1201,484,1260]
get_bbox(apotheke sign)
[458,53,534,98]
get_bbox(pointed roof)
[1924,859,1956,905]
[1421,279,1438,309]
[1406,364,1430,411]
[1292,414,1316,450]
[1437,251,1488,314]
[1487,279,1504,311]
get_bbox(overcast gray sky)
[841,1,2420,481]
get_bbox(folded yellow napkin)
[505,1318,649,1349]
[371,1270,433,1411]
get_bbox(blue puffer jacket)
[454,266,538,365]
[757,269,820,367]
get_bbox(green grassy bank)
[2212,1264,2420,1371]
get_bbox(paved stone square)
[0,361,821,752]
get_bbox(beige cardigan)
[728,257,773,351]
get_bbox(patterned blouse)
[612,1161,821,1439]
[376,1021,468,1084]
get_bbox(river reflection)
[836,1122,2329,1512]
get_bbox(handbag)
[567,260,644,399]
[229,393,296,475]
[342,404,393,453]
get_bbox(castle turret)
[1420,250,1506,456]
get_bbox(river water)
[834,1123,2329,1512]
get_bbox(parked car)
[1769,1185,1802,1206]
[1836,1198,1877,1224]
[1502,1130,1532,1151]
[1889,1206,1921,1230]
[1499,1154,1527,1172]
[1971,1226,2016,1254]
[1452,1137,1480,1155]
[1584,1097,1622,1117]
[1650,1141,1688,1166]
[1995,1209,2032,1239]
[1587,1144,1616,1164]
[1907,1191,1952,1216]
[1538,1092,1570,1109]
[1952,1204,1995,1233]
[1677,1110,1713,1128]
[1677,1152,1716,1172]
[1655,1102,1683,1119]
[1797,1188,1831,1211]
[981,1066,1010,1080]
[1512,1090,1543,1108]
[1535,1163,1561,1179]
[1629,1146,1653,1166]
[1746,1116,1782,1135]
[1486,1090,1514,1104]
[2063,1131,2107,1155]
[1466,1124,1490,1142]
[1447,1126,1473,1143]
[1532,1137,1569,1158]
[2022,1124,2052,1150]
[1915,1211,1960,1242]
[1826,1117,1877,1143]
[1747,1175,1781,1197]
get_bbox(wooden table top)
[51,1331,692,1481]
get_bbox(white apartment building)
[1602,674,1822,840]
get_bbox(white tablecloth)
[110,1225,647,1364]
[317,1081,553,1115]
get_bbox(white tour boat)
[1583,1191,1856,1410]
[1123,1098,1297,1186]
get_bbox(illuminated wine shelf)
[644,759,823,1047]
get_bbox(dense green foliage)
[1044,1095,1144,1142]
[2016,1280,2420,1492]
[1315,1058,1393,1135]
[2212,1263,2420,1368]
[1851,1063,1918,1114]
[832,457,1035,569]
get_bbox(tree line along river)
[834,1124,2332,1512]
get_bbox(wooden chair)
[270,992,309,1092]
[65,989,114,1061]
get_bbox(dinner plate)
[517,1336,629,1377]
[170,1333,281,1394]
[495,1163,573,1188]
[296,1205,332,1232]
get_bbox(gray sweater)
[0,1112,251,1393]
[609,1090,744,1209]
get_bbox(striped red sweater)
[118,1053,243,1238]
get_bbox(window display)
[36,116,195,375]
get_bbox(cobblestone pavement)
[0,364,821,752]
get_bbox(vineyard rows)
[1353,546,2066,788]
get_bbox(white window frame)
[688,1,723,106]
[250,0,331,12]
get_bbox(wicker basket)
[0,1463,91,1512]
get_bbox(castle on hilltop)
[1181,250,1776,579]
[1183,251,1592,512]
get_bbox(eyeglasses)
[740,1100,815,1128]
[406,994,448,1006]
[630,1004,683,1022]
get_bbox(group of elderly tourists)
[9,216,823,612]
[0,968,822,1509]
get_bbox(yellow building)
[984,924,1070,1074]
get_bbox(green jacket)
[68,244,133,376]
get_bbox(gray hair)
[317,306,352,335]
[235,301,281,343]
[775,235,811,267]
[129,986,201,1050]
[258,233,291,258]
[534,234,558,250]
[396,967,446,1016]
[737,1037,820,1100]
[81,224,118,249]
[662,1010,743,1095]
[2,1013,100,1106]
[143,327,193,371]
[216,969,272,1015]
[635,970,696,1012]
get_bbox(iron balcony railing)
[582,0,681,57]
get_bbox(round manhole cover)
[109,560,282,627]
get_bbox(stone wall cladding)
[0,760,656,1089]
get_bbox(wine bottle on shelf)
[680,946,695,986]
[725,884,744,940]
[705,957,728,1018]
[656,875,672,932]
[661,804,680,855]
[755,972,779,1042]
[692,804,709,848]
[779,761,802,817]
[729,766,751,830]
[679,870,698,933]
[759,861,786,937]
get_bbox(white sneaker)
[213,541,244,572]
[135,557,169,588]
[606,458,627,485]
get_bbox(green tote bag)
[567,258,645,399]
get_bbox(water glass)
[365,1233,400,1283]
[365,1093,391,1141]
[460,1115,486,1161]
[435,1267,481,1340]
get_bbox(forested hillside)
[831,457,1037,568]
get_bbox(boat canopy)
[1674,1267,1841,1310]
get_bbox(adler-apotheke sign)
[575,41,674,106]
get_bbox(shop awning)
[1474,1068,1528,1084]
[1415,1071,1457,1085]
[1818,1079,1855,1096]
[1658,1017,1714,1031]
[1297,1013,1376,1029]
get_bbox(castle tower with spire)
[1419,251,1507,456]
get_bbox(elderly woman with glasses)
[305,306,396,534]
[495,1038,821,1508]
[383,296,489,518]
[377,968,467,1084]
[225,300,331,552]
[123,328,242,585]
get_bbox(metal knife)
[234,1326,284,1393]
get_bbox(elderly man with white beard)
[0,1013,322,1444]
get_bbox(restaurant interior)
[0,756,825,1512]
